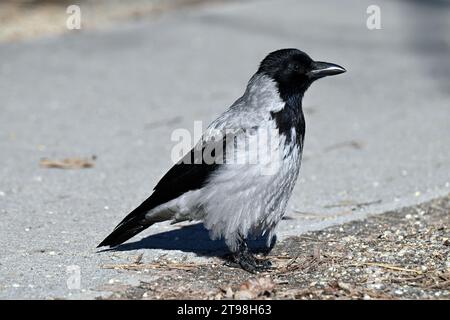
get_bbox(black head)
[258,48,346,99]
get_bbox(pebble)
[372,283,384,290]
[225,287,233,298]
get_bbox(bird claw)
[225,252,273,273]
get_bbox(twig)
[101,262,207,271]
[391,275,426,283]
[324,199,382,209]
[347,262,423,274]
[427,280,450,289]
[286,254,300,267]
[269,255,293,260]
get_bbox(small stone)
[338,282,352,292]
[225,287,233,298]
[372,283,384,290]
[234,290,253,300]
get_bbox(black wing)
[97,139,225,247]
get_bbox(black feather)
[97,142,223,247]
[270,95,305,148]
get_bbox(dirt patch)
[98,195,450,300]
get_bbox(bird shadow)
[101,223,276,258]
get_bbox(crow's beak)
[307,61,346,79]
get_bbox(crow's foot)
[225,237,273,273]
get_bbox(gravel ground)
[98,195,450,300]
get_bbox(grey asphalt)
[0,0,449,299]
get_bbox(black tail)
[97,217,153,248]
[97,195,163,248]
[98,145,216,248]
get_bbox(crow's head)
[258,48,346,98]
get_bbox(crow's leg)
[226,236,272,273]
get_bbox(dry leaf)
[40,156,96,169]
[233,277,275,299]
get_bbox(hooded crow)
[98,49,346,272]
